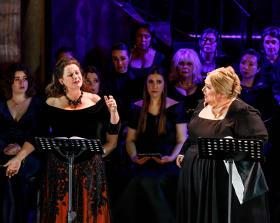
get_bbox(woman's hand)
[104,95,118,113]
[3,143,21,156]
[104,95,120,125]
[152,155,174,164]
[3,156,22,177]
[131,155,150,165]
[176,154,184,168]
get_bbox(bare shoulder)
[46,97,61,107]
[85,92,101,104]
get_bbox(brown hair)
[137,66,167,136]
[45,57,92,97]
[2,63,36,100]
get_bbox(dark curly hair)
[2,63,36,100]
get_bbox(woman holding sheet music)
[176,66,270,223]
[4,57,120,223]
[115,67,187,223]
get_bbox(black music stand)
[197,137,264,223]
[35,137,103,223]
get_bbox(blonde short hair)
[169,48,202,83]
[207,66,241,98]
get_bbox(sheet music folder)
[34,137,104,163]
[197,137,264,162]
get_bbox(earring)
[62,84,67,93]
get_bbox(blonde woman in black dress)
[176,66,270,223]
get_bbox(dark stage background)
[0,1,280,222]
[1,0,280,85]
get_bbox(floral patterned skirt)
[40,153,111,223]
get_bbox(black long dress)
[115,101,186,223]
[37,99,119,223]
[0,97,43,223]
[177,99,270,223]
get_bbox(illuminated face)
[239,54,259,79]
[135,28,151,50]
[112,50,129,73]
[176,60,194,80]
[59,64,83,90]
[147,73,164,98]
[263,35,280,57]
[86,72,100,94]
[202,76,217,106]
[200,33,217,54]
[12,71,28,94]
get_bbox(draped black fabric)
[177,99,270,223]
[115,102,186,223]
[0,97,43,223]
[37,99,117,223]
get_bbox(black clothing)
[104,69,137,124]
[167,83,204,122]
[115,101,186,223]
[0,97,43,223]
[36,99,119,223]
[239,72,276,121]
[200,54,233,78]
[259,56,280,104]
[129,101,186,157]
[177,99,270,223]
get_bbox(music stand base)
[68,211,77,222]
[197,137,264,223]
[34,137,104,223]
[227,159,233,223]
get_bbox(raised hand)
[104,95,118,113]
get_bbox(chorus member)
[259,26,280,104]
[55,46,74,62]
[115,67,187,223]
[238,48,276,121]
[168,48,204,122]
[101,42,136,215]
[199,28,231,77]
[84,65,101,94]
[106,42,138,118]
[130,23,167,95]
[0,63,42,223]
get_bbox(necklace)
[211,99,233,118]
[65,91,83,107]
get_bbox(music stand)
[197,137,264,223]
[35,137,104,223]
